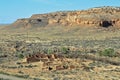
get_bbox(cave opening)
[37,19,42,22]
[100,21,112,28]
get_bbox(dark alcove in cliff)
[37,19,42,22]
[100,21,112,28]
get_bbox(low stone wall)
[25,53,78,71]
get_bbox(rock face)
[10,6,120,28]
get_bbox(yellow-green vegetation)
[99,48,116,57]
[0,26,120,80]
[0,26,120,42]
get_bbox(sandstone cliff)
[10,6,120,29]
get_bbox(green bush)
[99,48,116,57]
[61,47,70,54]
[47,48,53,54]
[0,78,10,80]
[33,78,41,80]
[42,48,53,54]
[18,54,24,59]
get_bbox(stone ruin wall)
[25,53,78,71]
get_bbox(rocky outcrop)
[10,6,120,28]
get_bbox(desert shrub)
[0,72,9,75]
[0,78,10,80]
[25,64,33,68]
[14,74,29,79]
[16,62,21,65]
[46,48,53,54]
[83,65,94,72]
[63,64,69,69]
[42,48,53,54]
[18,54,24,59]
[18,65,23,68]
[33,78,43,80]
[53,77,61,80]
[7,66,18,69]
[18,71,24,74]
[99,48,116,57]
[61,47,70,54]
[42,48,48,54]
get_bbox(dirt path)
[0,74,26,80]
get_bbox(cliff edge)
[9,6,120,29]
